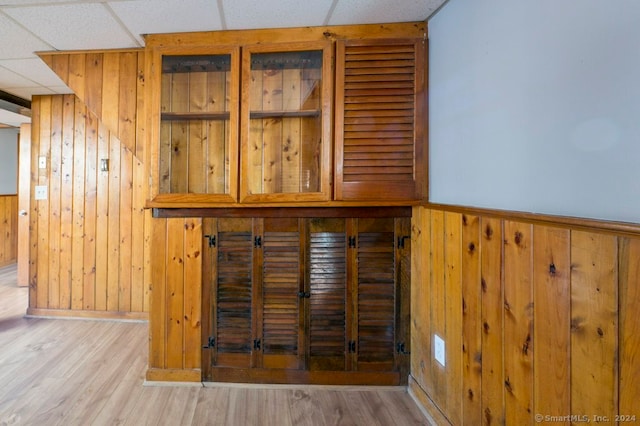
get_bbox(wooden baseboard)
[146,368,202,382]
[207,367,401,386]
[26,307,148,322]
[408,375,452,426]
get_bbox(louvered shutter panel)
[261,218,303,369]
[308,218,347,371]
[213,220,254,367]
[335,38,426,201]
[355,219,396,371]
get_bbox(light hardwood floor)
[0,264,434,426]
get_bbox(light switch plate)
[35,185,47,200]
[434,334,446,367]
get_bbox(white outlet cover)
[35,185,47,200]
[38,156,46,169]
[434,334,446,367]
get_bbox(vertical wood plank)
[503,221,533,425]
[58,95,75,310]
[131,154,146,312]
[18,123,31,285]
[188,72,207,193]
[206,70,227,194]
[84,53,103,122]
[532,225,570,422]
[444,212,463,426]
[83,110,98,311]
[262,67,284,194]
[149,218,167,369]
[618,236,640,417]
[68,54,86,103]
[94,122,110,311]
[166,218,186,369]
[101,53,120,136]
[183,218,202,370]
[570,231,617,421]
[461,214,482,425]
[430,209,446,410]
[119,145,133,311]
[118,51,138,153]
[159,73,172,194]
[35,97,50,309]
[282,68,302,193]
[169,73,189,193]
[480,217,504,426]
[71,98,86,310]
[107,134,121,311]
[410,206,433,395]
[247,69,263,195]
[29,99,41,305]
[48,96,63,309]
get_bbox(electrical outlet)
[35,185,47,200]
[39,156,47,169]
[434,334,446,367]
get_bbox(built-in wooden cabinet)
[201,215,411,385]
[334,38,427,201]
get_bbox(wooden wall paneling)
[68,54,86,103]
[188,72,207,193]
[410,207,433,395]
[165,218,185,369]
[461,214,482,425]
[206,70,227,194]
[281,68,301,193]
[83,110,98,311]
[444,212,463,425]
[85,53,103,122]
[107,133,121,311]
[59,95,75,310]
[532,225,570,420]
[170,72,189,193]
[51,55,70,88]
[183,217,203,370]
[480,217,504,425]
[119,143,133,312]
[429,209,446,410]
[34,97,50,309]
[502,221,533,424]
[118,52,138,153]
[71,97,86,310]
[301,68,321,193]
[618,236,640,416]
[149,218,167,370]
[570,232,618,420]
[262,68,284,194]
[29,100,40,303]
[0,198,6,265]
[48,95,63,309]
[94,121,110,311]
[101,53,121,138]
[247,68,264,195]
[135,51,146,160]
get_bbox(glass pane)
[247,50,323,195]
[160,54,231,194]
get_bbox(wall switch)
[434,334,446,367]
[35,185,47,200]
[38,156,47,169]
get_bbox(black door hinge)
[348,236,356,248]
[254,236,262,248]
[397,236,409,249]
[204,235,216,247]
[298,291,311,299]
[202,336,215,349]
[253,338,261,350]
[396,342,410,355]
[348,340,356,353]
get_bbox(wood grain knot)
[468,242,475,252]
[549,263,556,275]
[484,224,493,239]
[514,231,523,245]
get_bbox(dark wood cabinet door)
[334,38,427,202]
[307,218,348,371]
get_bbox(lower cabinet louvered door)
[203,216,409,385]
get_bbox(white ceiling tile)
[0,66,38,88]
[222,0,334,30]
[3,3,139,51]
[6,86,58,101]
[110,0,223,44]
[0,13,53,59]
[328,0,443,25]
[0,58,67,87]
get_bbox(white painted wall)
[428,0,640,223]
[0,128,18,195]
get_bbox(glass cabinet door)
[158,51,239,202]
[240,42,332,203]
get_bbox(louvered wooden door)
[335,38,426,201]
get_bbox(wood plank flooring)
[0,264,434,425]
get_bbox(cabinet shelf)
[161,111,230,121]
[249,110,320,119]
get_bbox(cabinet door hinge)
[254,236,262,248]
[348,340,356,353]
[396,342,410,355]
[253,338,262,350]
[204,235,216,247]
[348,236,356,248]
[202,336,215,349]
[397,236,409,249]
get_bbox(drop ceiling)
[0,0,446,127]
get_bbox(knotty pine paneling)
[0,195,18,267]
[27,95,148,318]
[411,206,640,425]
